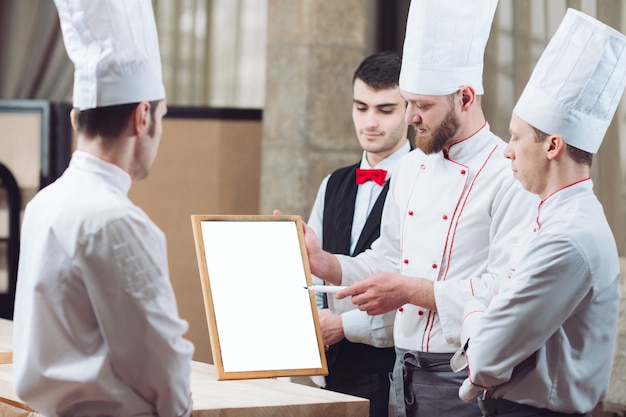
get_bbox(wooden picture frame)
[191,214,328,380]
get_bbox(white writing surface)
[192,215,326,380]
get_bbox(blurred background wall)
[2,0,623,250]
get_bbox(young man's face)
[352,78,408,165]
[400,89,460,155]
[504,113,549,197]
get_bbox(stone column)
[592,0,626,256]
[260,0,376,218]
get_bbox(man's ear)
[546,135,566,160]
[459,86,476,111]
[133,101,151,135]
[69,108,77,131]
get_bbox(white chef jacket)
[13,151,194,417]
[462,179,620,413]
[308,140,411,346]
[338,123,538,353]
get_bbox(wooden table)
[0,319,368,416]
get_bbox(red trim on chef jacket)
[534,178,591,232]
[423,144,500,351]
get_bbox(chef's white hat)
[399,0,498,96]
[53,0,165,110]
[514,9,626,154]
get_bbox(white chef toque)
[53,0,165,110]
[513,8,626,154]
[399,0,498,96]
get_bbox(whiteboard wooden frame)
[191,215,328,380]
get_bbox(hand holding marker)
[304,285,348,294]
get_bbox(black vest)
[321,162,395,374]
[322,163,390,256]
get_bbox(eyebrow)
[353,99,400,108]
[411,99,436,106]
[400,91,431,104]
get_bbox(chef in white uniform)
[303,1,538,416]
[12,1,194,416]
[457,8,626,417]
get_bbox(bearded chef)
[302,0,538,416]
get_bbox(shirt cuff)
[433,280,463,345]
[341,308,371,344]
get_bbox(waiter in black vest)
[306,51,411,417]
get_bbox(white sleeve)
[315,173,396,348]
[338,175,404,285]
[434,179,538,345]
[307,175,330,307]
[87,216,194,417]
[459,377,484,403]
[466,235,592,390]
[340,308,395,348]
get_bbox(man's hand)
[299,222,343,286]
[336,272,410,315]
[301,222,324,275]
[336,273,436,315]
[317,308,344,346]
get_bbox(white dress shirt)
[307,140,411,346]
[13,151,194,417]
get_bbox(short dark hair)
[532,126,593,166]
[353,51,402,91]
[565,144,593,166]
[74,100,159,139]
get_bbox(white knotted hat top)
[399,0,498,96]
[513,8,626,154]
[54,0,165,110]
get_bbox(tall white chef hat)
[53,0,165,110]
[513,9,626,154]
[399,0,498,96]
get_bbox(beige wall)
[130,116,262,363]
[0,103,262,361]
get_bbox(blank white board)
[191,215,327,380]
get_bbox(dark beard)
[415,106,460,154]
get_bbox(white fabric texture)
[53,0,166,109]
[13,152,194,417]
[513,8,626,153]
[462,180,620,414]
[399,0,498,95]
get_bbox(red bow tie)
[356,168,387,186]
